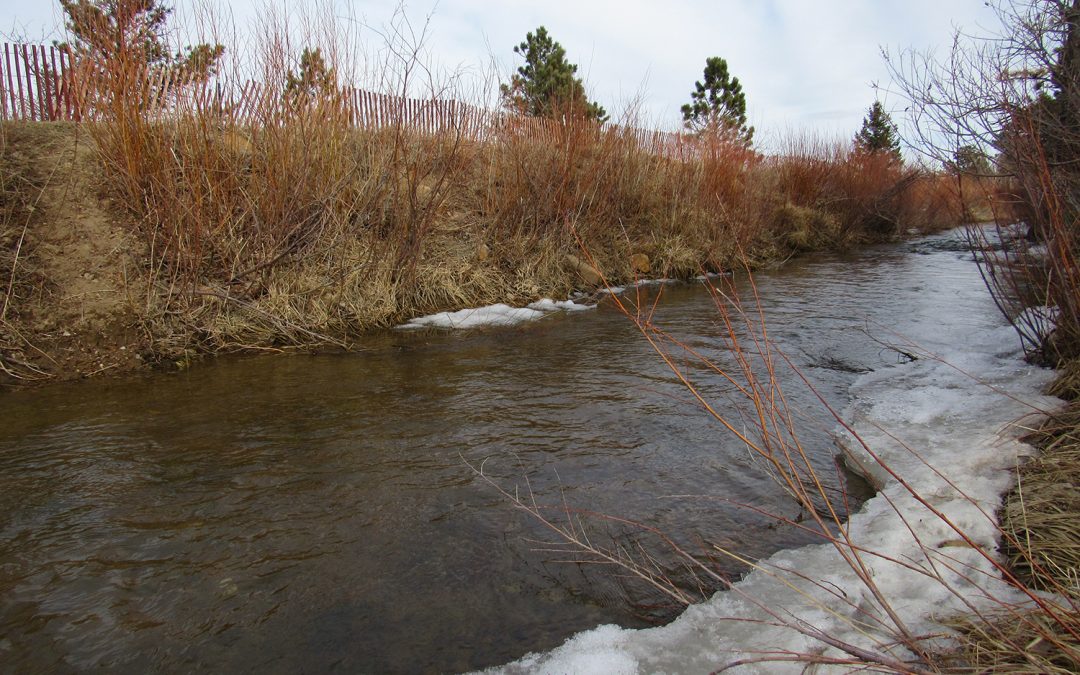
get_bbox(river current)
[0,228,1033,672]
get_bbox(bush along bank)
[0,111,969,389]
[0,8,984,389]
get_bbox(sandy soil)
[1,122,147,387]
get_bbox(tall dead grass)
[57,0,965,360]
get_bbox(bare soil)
[1,122,147,387]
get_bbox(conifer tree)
[500,26,607,123]
[854,101,903,162]
[285,47,338,106]
[950,144,993,175]
[58,0,224,80]
[681,56,753,144]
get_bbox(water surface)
[0,229,985,672]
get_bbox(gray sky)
[2,1,1003,144]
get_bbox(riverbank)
[0,120,964,389]
[487,228,1075,673]
[1,227,1047,672]
[945,367,1080,670]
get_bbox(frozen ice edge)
[483,325,1062,672]
[395,276,702,330]
[396,298,594,330]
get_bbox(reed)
[16,0,960,366]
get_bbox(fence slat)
[1,41,694,157]
[0,44,7,121]
[13,44,25,119]
[36,45,47,119]
[21,44,35,120]
[47,46,59,120]
[31,44,43,120]
[32,44,47,119]
[58,47,72,120]
[9,44,19,120]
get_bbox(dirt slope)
[1,122,145,386]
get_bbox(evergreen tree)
[500,26,607,123]
[680,56,753,144]
[854,101,903,162]
[949,144,993,175]
[284,47,337,106]
[58,0,224,80]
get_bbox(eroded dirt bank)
[2,123,146,385]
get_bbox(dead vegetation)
[939,392,1080,673]
[0,2,971,387]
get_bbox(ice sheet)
[488,242,1061,674]
[397,299,594,330]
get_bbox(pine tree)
[499,26,607,123]
[680,56,753,144]
[854,101,902,162]
[58,0,223,80]
[950,144,993,175]
[284,47,337,106]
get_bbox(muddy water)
[0,229,991,672]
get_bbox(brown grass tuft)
[0,2,972,380]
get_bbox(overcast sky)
[2,1,1003,146]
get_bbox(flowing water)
[0,228,1008,672]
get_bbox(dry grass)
[938,381,1080,673]
[0,127,42,321]
[44,0,966,364]
[1004,407,1080,599]
[943,608,1080,673]
[0,125,52,383]
[89,114,955,361]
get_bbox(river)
[0,228,1054,672]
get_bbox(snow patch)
[527,299,594,313]
[487,237,1062,674]
[397,299,593,330]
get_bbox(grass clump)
[1004,407,1080,598]
[938,364,1080,673]
[0,1,974,380]
[944,608,1080,673]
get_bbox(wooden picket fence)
[0,41,695,158]
[0,43,84,121]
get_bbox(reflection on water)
[0,229,991,672]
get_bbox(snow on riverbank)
[397,277,719,330]
[396,278,688,329]
[396,299,593,330]
[486,257,1062,672]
